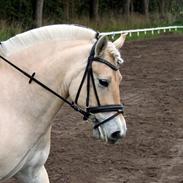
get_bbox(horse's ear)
[95,36,108,56]
[113,33,128,49]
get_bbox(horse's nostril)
[111,131,121,139]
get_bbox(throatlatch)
[0,33,124,129]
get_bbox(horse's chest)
[23,129,51,170]
[0,129,51,181]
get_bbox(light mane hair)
[0,24,97,56]
[107,42,124,65]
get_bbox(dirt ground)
[7,35,183,183]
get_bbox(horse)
[0,24,127,183]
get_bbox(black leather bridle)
[0,34,124,129]
[74,39,124,129]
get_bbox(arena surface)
[7,35,183,183]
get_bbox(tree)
[89,0,99,21]
[63,0,70,21]
[34,0,44,27]
[159,0,165,18]
[125,0,131,17]
[143,0,149,18]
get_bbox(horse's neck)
[0,40,92,162]
[8,39,91,85]
[3,40,91,124]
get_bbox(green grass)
[0,14,183,42]
[126,28,183,41]
[106,27,183,42]
[0,21,23,41]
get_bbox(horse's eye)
[98,79,109,87]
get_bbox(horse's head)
[69,34,127,144]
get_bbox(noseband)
[0,33,124,129]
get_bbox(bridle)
[0,33,124,129]
[74,39,124,129]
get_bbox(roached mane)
[0,24,96,56]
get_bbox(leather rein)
[0,34,124,129]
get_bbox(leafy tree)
[0,0,182,28]
[34,0,44,27]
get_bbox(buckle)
[29,72,36,84]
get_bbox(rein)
[0,35,124,129]
[0,54,88,118]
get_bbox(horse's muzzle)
[92,113,127,143]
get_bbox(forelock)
[106,42,124,65]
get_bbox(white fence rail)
[100,26,183,37]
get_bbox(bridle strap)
[90,67,100,106]
[93,57,119,71]
[93,112,122,129]
[87,104,124,114]
[74,60,90,105]
[86,63,91,107]
[87,104,124,129]
[74,41,97,105]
